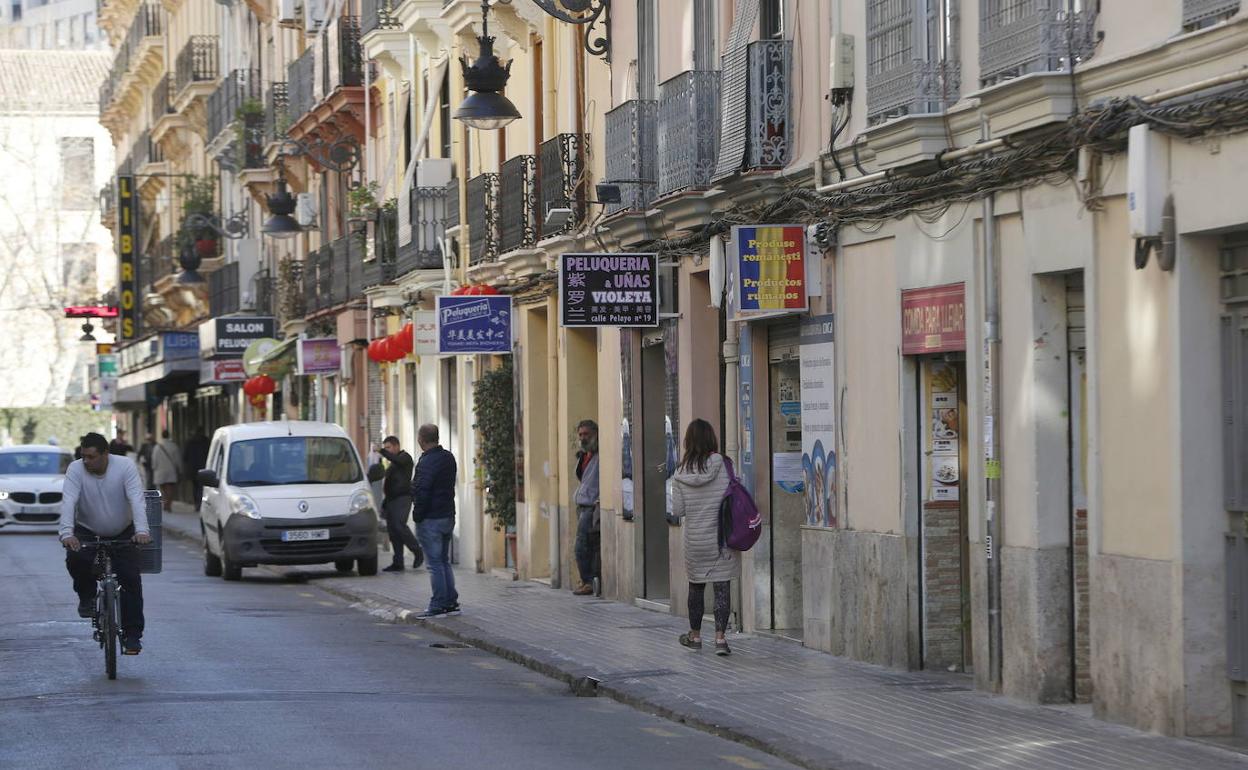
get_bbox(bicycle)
[80,537,134,680]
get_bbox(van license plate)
[282,529,329,542]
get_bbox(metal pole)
[981,116,1004,690]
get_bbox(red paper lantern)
[366,339,380,362]
[377,336,397,362]
[450,285,467,295]
[389,335,406,361]
[476,284,500,295]
[255,374,276,395]
[400,323,414,354]
[243,377,258,396]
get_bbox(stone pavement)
[163,505,1246,770]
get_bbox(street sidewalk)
[163,504,1245,770]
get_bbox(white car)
[0,444,73,532]
[197,421,380,580]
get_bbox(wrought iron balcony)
[361,0,401,34]
[604,99,657,215]
[538,134,587,239]
[209,261,241,318]
[278,258,305,323]
[867,60,960,125]
[100,2,163,112]
[744,39,791,171]
[444,178,461,232]
[175,36,219,96]
[657,71,719,197]
[397,186,450,275]
[253,267,275,317]
[265,82,289,145]
[142,234,177,288]
[207,69,262,147]
[287,48,316,126]
[363,208,397,288]
[979,1,1097,87]
[1184,0,1240,29]
[303,245,327,315]
[466,172,499,265]
[323,17,364,94]
[150,74,172,126]
[498,155,537,254]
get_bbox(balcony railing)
[265,82,289,145]
[209,261,241,317]
[657,71,719,197]
[361,0,401,34]
[324,17,364,94]
[150,74,172,126]
[604,99,657,215]
[207,69,262,146]
[745,39,792,170]
[1184,0,1240,29]
[133,129,163,169]
[445,178,461,232]
[498,155,537,254]
[175,36,219,96]
[304,245,328,315]
[253,267,275,317]
[396,185,449,275]
[363,208,397,288]
[142,234,177,289]
[867,59,960,125]
[100,2,163,111]
[466,172,499,265]
[330,235,365,307]
[279,258,305,323]
[538,134,587,239]
[287,48,316,126]
[980,1,1097,87]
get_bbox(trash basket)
[139,489,162,574]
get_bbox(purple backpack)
[718,455,762,551]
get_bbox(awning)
[246,337,296,378]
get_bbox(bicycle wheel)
[101,581,117,680]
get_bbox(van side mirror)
[197,469,219,488]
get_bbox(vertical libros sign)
[116,175,139,340]
[734,225,808,314]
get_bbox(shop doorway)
[762,322,804,638]
[1066,271,1092,703]
[640,334,670,601]
[914,356,971,671]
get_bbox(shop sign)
[97,353,118,378]
[116,175,139,340]
[196,385,225,398]
[97,378,115,409]
[924,361,962,503]
[413,311,438,356]
[799,314,837,528]
[297,338,342,375]
[437,296,513,354]
[95,343,113,355]
[558,253,658,327]
[199,316,277,358]
[199,358,246,383]
[734,225,808,315]
[901,283,966,355]
[161,331,200,361]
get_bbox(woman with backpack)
[670,418,739,656]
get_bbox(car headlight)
[228,493,261,520]
[0,490,8,500]
[348,489,375,517]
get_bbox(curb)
[162,517,862,770]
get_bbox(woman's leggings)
[688,581,731,634]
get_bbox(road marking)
[720,757,766,769]
[316,601,335,607]
[298,592,315,598]
[472,661,501,670]
[402,632,423,641]
[642,727,681,738]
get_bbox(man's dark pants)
[65,524,144,640]
[383,495,421,563]
[574,504,600,586]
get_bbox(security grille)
[979,0,1097,87]
[1184,0,1239,30]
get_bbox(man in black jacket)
[376,436,423,572]
[410,424,458,617]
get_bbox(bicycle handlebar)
[76,537,138,547]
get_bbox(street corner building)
[89,0,1248,743]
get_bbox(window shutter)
[1225,307,1248,512]
[712,0,761,181]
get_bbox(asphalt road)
[0,531,797,770]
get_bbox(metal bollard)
[139,489,162,574]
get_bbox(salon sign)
[901,283,966,355]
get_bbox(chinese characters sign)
[297,338,342,375]
[734,225,808,314]
[436,296,512,354]
[558,253,658,327]
[116,175,139,340]
[901,283,966,355]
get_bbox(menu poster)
[926,361,960,502]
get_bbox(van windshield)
[226,437,362,486]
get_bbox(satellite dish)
[243,337,280,376]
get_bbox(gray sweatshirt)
[58,455,149,540]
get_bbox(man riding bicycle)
[59,432,152,655]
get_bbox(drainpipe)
[981,117,1004,691]
[717,235,739,466]
[547,295,562,588]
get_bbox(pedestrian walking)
[108,429,133,457]
[670,418,739,656]
[183,428,210,512]
[137,433,155,488]
[150,430,181,512]
[572,419,600,596]
[59,432,151,655]
[375,435,423,572]
[410,424,459,617]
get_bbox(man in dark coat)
[410,424,458,616]
[183,429,210,511]
[376,436,422,571]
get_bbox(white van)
[197,421,379,580]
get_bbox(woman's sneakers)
[715,640,731,656]
[678,633,702,650]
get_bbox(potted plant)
[347,181,381,222]
[177,175,219,259]
[234,98,265,169]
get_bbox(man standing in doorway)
[572,419,600,596]
[150,430,181,512]
[183,428,210,512]
[410,424,459,617]
[376,436,423,572]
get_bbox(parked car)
[197,421,380,580]
[0,444,73,533]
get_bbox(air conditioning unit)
[277,0,299,25]
[303,0,324,34]
[416,158,453,188]
[296,193,317,226]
